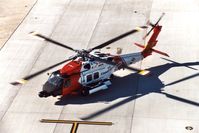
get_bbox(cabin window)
[63,79,71,88]
[84,63,91,70]
[86,74,92,82]
[107,57,113,62]
[94,72,99,79]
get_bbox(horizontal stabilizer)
[134,43,169,57]
[134,43,145,48]
[151,49,169,57]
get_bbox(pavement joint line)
[129,72,141,132]
[0,0,38,51]
[48,1,80,133]
[0,0,39,121]
[84,0,107,50]
[129,5,153,132]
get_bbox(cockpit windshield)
[48,73,63,87]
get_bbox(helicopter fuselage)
[39,52,143,98]
[11,19,166,99]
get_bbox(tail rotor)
[134,13,169,58]
[143,13,165,39]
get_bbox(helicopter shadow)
[55,71,140,105]
[79,58,199,120]
[55,58,199,107]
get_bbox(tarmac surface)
[0,0,199,133]
[0,0,37,49]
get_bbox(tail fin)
[134,13,169,58]
[134,25,169,57]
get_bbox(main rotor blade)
[90,26,147,51]
[30,31,76,52]
[10,56,77,85]
[88,55,115,66]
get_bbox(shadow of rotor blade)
[165,73,199,86]
[161,92,199,106]
[161,57,198,70]
[80,94,143,120]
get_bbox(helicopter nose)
[43,82,56,92]
[38,82,61,98]
[38,82,55,98]
[38,90,50,98]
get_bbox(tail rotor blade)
[151,48,169,57]
[143,13,165,39]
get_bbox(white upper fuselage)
[79,51,143,86]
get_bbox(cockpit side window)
[84,63,91,70]
[107,57,113,62]
[48,73,63,87]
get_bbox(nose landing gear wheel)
[38,91,50,98]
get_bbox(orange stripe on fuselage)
[60,61,82,96]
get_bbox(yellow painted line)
[41,119,113,133]
[70,122,79,133]
[40,119,113,125]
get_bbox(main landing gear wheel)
[81,88,89,96]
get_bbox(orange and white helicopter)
[11,13,169,98]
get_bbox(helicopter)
[11,13,169,98]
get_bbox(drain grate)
[185,126,193,130]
